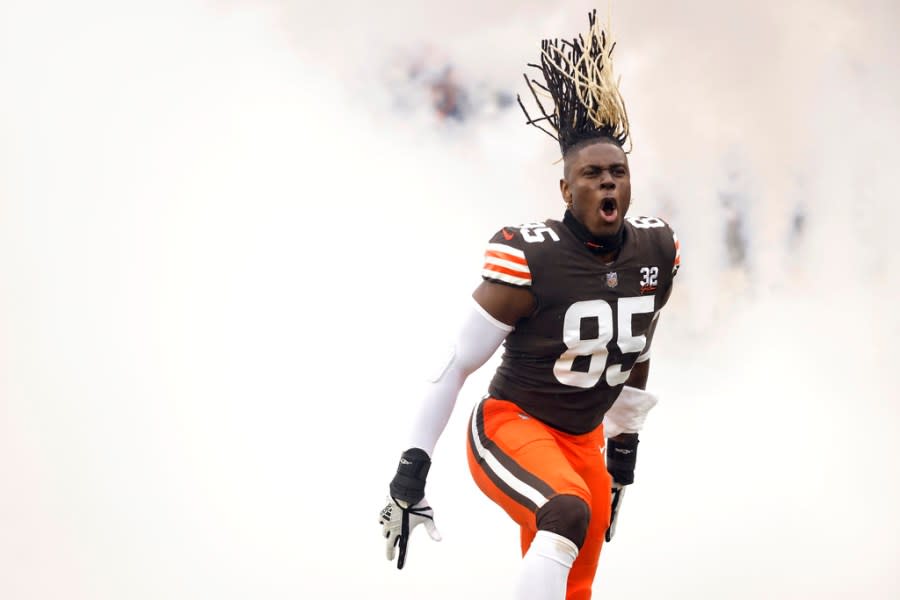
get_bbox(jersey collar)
[562,209,627,256]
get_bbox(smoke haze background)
[1,0,898,598]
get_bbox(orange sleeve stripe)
[485,249,528,266]
[484,263,532,280]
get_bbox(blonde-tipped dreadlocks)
[518,10,631,156]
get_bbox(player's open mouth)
[600,198,618,223]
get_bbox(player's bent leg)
[467,397,594,599]
[466,398,592,531]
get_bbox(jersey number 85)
[553,296,655,388]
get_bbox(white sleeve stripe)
[486,242,526,260]
[482,270,532,287]
[471,298,514,332]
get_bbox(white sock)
[512,530,579,600]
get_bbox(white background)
[2,1,899,598]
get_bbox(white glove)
[379,498,442,569]
[605,483,626,542]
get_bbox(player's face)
[560,142,631,237]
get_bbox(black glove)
[606,434,639,485]
[389,448,431,506]
[379,448,441,569]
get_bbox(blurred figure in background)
[381,43,513,123]
[429,65,466,121]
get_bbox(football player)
[380,11,679,600]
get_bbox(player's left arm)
[605,285,667,484]
[604,336,660,542]
[604,218,678,540]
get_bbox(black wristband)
[389,448,431,506]
[606,434,639,485]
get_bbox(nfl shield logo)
[605,272,618,288]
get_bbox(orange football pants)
[466,397,612,600]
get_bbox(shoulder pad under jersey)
[625,216,681,277]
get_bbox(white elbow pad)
[602,386,659,438]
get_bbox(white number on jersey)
[517,222,561,243]
[640,266,659,287]
[626,216,666,229]
[553,296,656,388]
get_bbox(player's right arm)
[380,229,535,569]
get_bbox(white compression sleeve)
[513,530,578,600]
[406,299,512,457]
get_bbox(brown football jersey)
[481,216,680,434]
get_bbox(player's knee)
[535,494,591,549]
